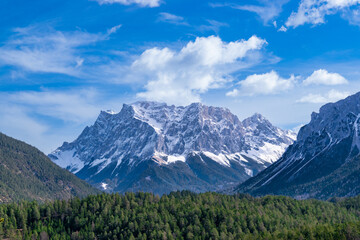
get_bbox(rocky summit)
[236,91,360,200]
[49,101,295,194]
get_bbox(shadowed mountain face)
[49,101,295,195]
[236,92,360,200]
[0,132,99,203]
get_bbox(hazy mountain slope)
[0,132,99,203]
[50,101,295,194]
[236,91,360,200]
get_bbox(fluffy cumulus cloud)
[131,35,267,105]
[286,0,360,28]
[95,0,161,7]
[226,70,296,97]
[303,69,348,86]
[0,25,106,76]
[297,89,350,103]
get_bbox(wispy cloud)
[158,12,189,26]
[0,104,48,142]
[107,24,122,35]
[286,0,360,28]
[0,25,107,76]
[198,20,229,33]
[342,7,360,26]
[94,0,161,7]
[211,0,289,25]
[6,89,101,123]
[0,88,125,153]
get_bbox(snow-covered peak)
[242,113,269,130]
[236,91,360,198]
[247,113,266,122]
[120,101,240,136]
[50,101,296,178]
[298,91,360,143]
[105,109,117,115]
[243,113,295,140]
[129,101,184,133]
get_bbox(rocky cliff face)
[49,101,295,194]
[236,92,360,199]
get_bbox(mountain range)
[236,92,360,200]
[3,91,360,201]
[49,101,295,195]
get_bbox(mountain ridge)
[49,101,295,194]
[235,91,360,199]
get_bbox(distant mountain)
[49,101,295,195]
[0,132,99,203]
[236,92,360,200]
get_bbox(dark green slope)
[1,192,360,239]
[0,132,100,203]
[285,155,360,199]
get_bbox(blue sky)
[1,0,360,153]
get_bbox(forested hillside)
[1,192,360,239]
[0,132,99,203]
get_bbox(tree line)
[0,191,360,239]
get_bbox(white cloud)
[303,69,348,86]
[158,13,188,25]
[226,89,241,97]
[212,0,289,25]
[278,25,288,32]
[95,0,161,7]
[0,105,48,142]
[0,25,105,76]
[198,20,229,33]
[297,89,350,103]
[227,70,296,97]
[342,7,360,26]
[286,0,360,28]
[5,89,101,123]
[107,24,122,35]
[0,88,124,153]
[131,35,267,105]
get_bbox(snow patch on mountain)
[236,92,360,198]
[49,101,295,188]
[101,183,108,190]
[243,142,291,164]
[50,149,84,174]
[202,151,231,167]
[152,151,186,165]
